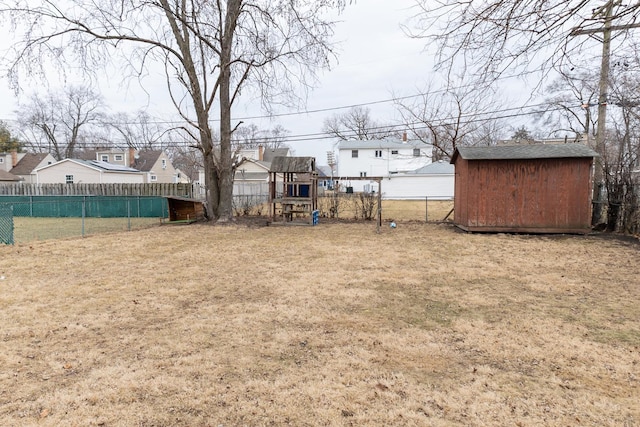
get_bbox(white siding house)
[381,161,454,200]
[35,159,145,184]
[336,139,433,193]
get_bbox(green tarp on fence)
[0,196,168,218]
[0,205,13,244]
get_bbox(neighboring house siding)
[146,154,178,183]
[381,175,454,200]
[36,161,144,184]
[337,140,433,193]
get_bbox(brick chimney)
[11,150,18,167]
[258,145,264,161]
[402,132,407,142]
[129,148,136,167]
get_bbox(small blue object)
[312,210,319,226]
[390,222,397,228]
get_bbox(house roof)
[0,170,22,182]
[263,147,289,162]
[10,153,51,175]
[84,160,141,172]
[451,144,599,163]
[338,139,427,150]
[316,165,333,177]
[270,156,316,173]
[36,158,141,173]
[132,150,163,172]
[407,161,455,175]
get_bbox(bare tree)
[234,123,290,149]
[396,80,504,160]
[408,0,640,80]
[15,86,105,160]
[323,106,400,141]
[537,68,599,141]
[107,111,172,151]
[2,0,346,221]
[538,57,640,231]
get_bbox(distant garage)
[451,144,598,234]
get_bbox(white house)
[336,138,433,192]
[35,159,145,184]
[7,153,57,183]
[381,160,454,200]
[90,149,181,183]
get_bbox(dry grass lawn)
[0,221,639,426]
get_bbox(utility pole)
[569,0,640,226]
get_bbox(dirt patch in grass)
[0,222,638,426]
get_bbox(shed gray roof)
[407,161,455,175]
[270,156,315,173]
[338,139,427,150]
[451,143,598,163]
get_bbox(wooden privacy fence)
[0,183,196,197]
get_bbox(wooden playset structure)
[269,157,319,225]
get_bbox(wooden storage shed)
[166,196,205,222]
[450,144,598,234]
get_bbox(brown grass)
[0,222,639,426]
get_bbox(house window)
[413,148,421,157]
[150,175,157,182]
[161,159,167,169]
[391,150,398,155]
[114,154,123,161]
[351,150,358,158]
[65,175,74,184]
[375,150,382,158]
[0,158,4,164]
[360,172,367,177]
[101,155,109,162]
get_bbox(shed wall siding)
[454,157,593,233]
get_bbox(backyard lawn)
[0,221,638,426]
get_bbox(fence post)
[425,196,428,223]
[128,197,132,231]
[82,196,86,237]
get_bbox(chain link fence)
[0,196,168,244]
[0,205,13,245]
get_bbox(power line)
[15,101,582,149]
[0,64,553,126]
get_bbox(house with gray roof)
[34,159,145,184]
[233,146,291,196]
[8,153,57,183]
[336,138,433,193]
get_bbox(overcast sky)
[0,1,532,163]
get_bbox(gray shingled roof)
[270,156,315,173]
[132,150,162,172]
[0,170,22,181]
[452,144,598,163]
[338,139,427,150]
[263,148,289,163]
[10,153,51,175]
[407,161,455,175]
